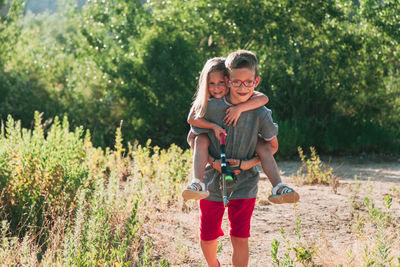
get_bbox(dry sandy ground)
[145,158,400,266]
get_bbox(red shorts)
[199,198,256,241]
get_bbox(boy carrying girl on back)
[182,54,298,205]
[185,50,299,266]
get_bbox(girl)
[182,57,298,204]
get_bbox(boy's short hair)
[225,50,258,76]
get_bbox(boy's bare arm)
[213,156,261,174]
[224,90,269,126]
[228,156,261,173]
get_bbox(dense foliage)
[0,113,192,265]
[1,0,399,157]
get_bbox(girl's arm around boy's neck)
[224,91,268,126]
[237,90,268,112]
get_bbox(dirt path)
[147,160,400,266]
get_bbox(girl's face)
[208,71,227,99]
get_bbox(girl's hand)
[212,124,226,142]
[224,106,242,127]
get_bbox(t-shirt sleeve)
[259,109,278,141]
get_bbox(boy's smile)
[226,68,260,104]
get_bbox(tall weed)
[293,147,339,193]
[346,179,399,266]
[270,215,317,266]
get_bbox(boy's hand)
[224,106,242,127]
[211,159,222,173]
[212,124,226,142]
[214,158,256,175]
[227,159,252,175]
[226,159,242,175]
[227,157,262,174]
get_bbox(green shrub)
[0,112,94,236]
[0,114,183,265]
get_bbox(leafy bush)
[0,112,94,236]
[0,114,190,265]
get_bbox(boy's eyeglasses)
[229,79,256,87]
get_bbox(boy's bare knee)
[231,236,248,243]
[200,239,217,245]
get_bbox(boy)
[192,50,299,266]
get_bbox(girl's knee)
[195,134,210,148]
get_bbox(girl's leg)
[182,134,210,199]
[255,138,281,187]
[187,130,195,149]
[193,134,210,184]
[256,138,299,204]
[201,239,220,267]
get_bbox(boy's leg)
[231,236,249,267]
[256,138,299,204]
[227,198,256,267]
[201,240,220,267]
[199,199,225,266]
[182,134,210,200]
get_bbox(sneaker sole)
[268,191,300,204]
[182,189,210,200]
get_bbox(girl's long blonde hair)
[191,57,227,118]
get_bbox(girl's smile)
[208,71,227,99]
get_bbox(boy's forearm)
[238,156,261,171]
[247,156,261,168]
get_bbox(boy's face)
[225,68,260,104]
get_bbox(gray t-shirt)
[191,97,278,201]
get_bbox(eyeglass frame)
[228,79,257,88]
